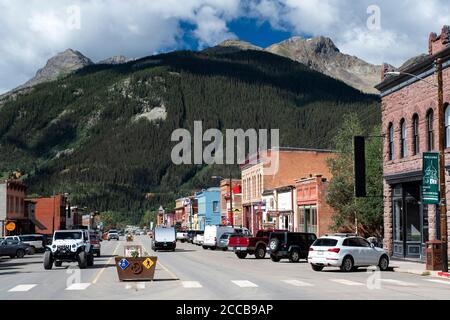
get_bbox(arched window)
[445,103,450,148]
[412,114,419,155]
[388,123,394,160]
[427,109,434,151]
[400,119,407,158]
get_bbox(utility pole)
[436,58,448,272]
[229,174,233,227]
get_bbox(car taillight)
[309,247,314,251]
[328,248,340,253]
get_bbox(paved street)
[1,235,450,300]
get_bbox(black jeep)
[268,231,317,262]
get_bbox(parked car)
[308,234,390,272]
[187,230,203,243]
[268,231,317,262]
[228,229,287,259]
[203,225,251,250]
[107,230,120,241]
[193,234,204,246]
[6,234,46,253]
[0,238,32,258]
[217,233,239,251]
[151,227,176,252]
[176,231,189,243]
[89,231,101,257]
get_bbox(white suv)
[44,230,94,269]
[308,234,389,272]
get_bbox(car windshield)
[54,232,83,240]
[313,238,338,247]
[221,233,230,239]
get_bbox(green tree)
[140,210,158,228]
[326,113,383,237]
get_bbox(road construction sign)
[5,222,16,232]
[142,257,154,269]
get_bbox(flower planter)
[115,256,157,281]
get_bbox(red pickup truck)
[228,229,287,259]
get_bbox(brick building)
[31,195,68,235]
[241,148,335,234]
[0,180,34,236]
[262,185,295,231]
[376,25,450,260]
[295,175,334,237]
[219,179,242,227]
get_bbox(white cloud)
[1,0,450,94]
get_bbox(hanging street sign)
[422,152,440,204]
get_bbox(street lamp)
[386,62,448,272]
[385,71,438,88]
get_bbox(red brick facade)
[295,175,335,237]
[219,179,242,227]
[241,148,335,234]
[31,195,67,235]
[377,25,450,259]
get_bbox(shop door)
[392,183,423,259]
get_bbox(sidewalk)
[391,259,450,278]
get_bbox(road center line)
[91,240,121,284]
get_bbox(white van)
[203,225,250,250]
[151,227,176,252]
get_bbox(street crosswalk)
[3,277,449,293]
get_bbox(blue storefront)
[195,188,221,230]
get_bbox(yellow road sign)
[5,222,16,232]
[142,258,154,269]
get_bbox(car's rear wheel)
[55,261,62,267]
[340,256,354,272]
[236,252,247,259]
[44,251,53,270]
[255,245,266,259]
[311,264,324,271]
[78,252,87,269]
[16,249,25,259]
[378,255,389,271]
[270,254,281,262]
[202,245,208,250]
[288,249,300,263]
[222,247,228,251]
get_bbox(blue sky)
[180,18,295,51]
[1,0,450,94]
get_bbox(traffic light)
[354,136,366,197]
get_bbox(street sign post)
[422,152,440,204]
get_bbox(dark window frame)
[412,114,419,155]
